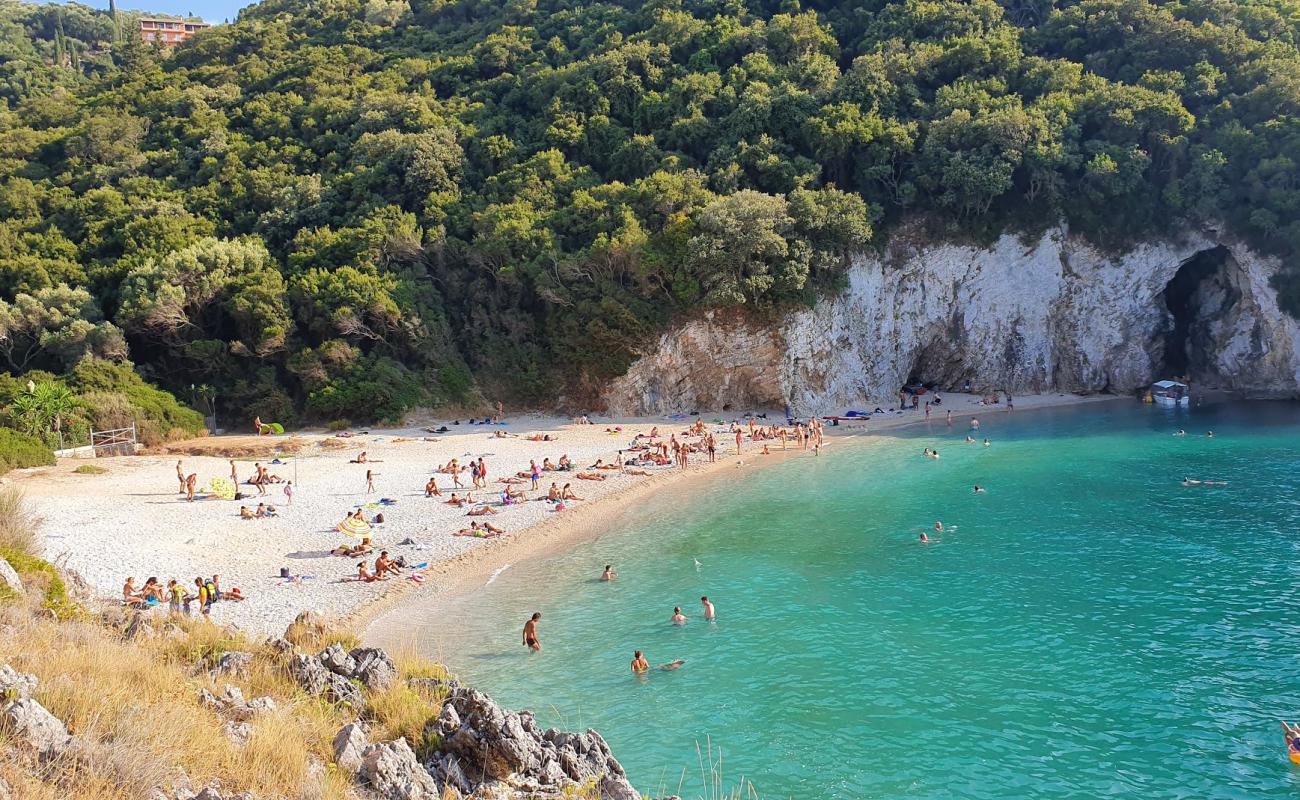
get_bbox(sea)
[390,399,1300,799]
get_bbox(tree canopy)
[1,0,1298,423]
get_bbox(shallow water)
[393,400,1300,799]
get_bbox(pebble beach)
[9,394,1104,636]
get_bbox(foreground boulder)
[288,653,364,708]
[433,686,639,800]
[0,664,37,701]
[359,737,441,800]
[2,698,72,758]
[0,558,24,598]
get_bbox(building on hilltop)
[139,17,211,46]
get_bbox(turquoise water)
[399,400,1300,799]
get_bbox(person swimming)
[701,596,715,620]
[919,532,930,543]
[601,564,617,581]
[671,606,687,625]
[934,521,944,532]
[973,485,985,493]
[983,438,990,447]
[631,650,649,673]
[965,435,974,444]
[1182,477,1228,486]
[658,659,686,671]
[1207,430,1214,438]
[1174,429,1186,436]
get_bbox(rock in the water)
[209,651,253,679]
[1,698,71,758]
[333,721,369,774]
[359,737,441,799]
[0,664,38,701]
[348,647,396,691]
[318,643,356,677]
[0,558,24,598]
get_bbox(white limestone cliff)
[602,223,1300,416]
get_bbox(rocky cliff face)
[603,224,1300,415]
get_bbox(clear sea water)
[395,400,1300,799]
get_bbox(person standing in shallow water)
[631,650,649,673]
[701,596,715,620]
[522,612,542,651]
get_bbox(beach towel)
[207,477,237,501]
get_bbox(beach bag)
[204,580,217,603]
[280,567,290,578]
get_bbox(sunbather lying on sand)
[467,505,498,516]
[576,472,605,481]
[332,538,372,557]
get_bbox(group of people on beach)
[123,573,245,615]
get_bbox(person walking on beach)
[701,596,715,621]
[735,429,743,455]
[631,650,649,673]
[530,460,540,490]
[176,460,186,494]
[522,612,542,652]
[185,473,197,502]
[229,459,238,484]
[284,480,294,504]
[365,469,376,494]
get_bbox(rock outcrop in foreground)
[1,608,645,800]
[604,223,1300,414]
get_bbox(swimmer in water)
[934,521,944,532]
[1182,477,1228,486]
[973,485,985,493]
[1174,429,1186,436]
[1282,721,1300,759]
[701,596,715,620]
[965,435,974,444]
[671,606,687,625]
[601,564,617,581]
[919,532,930,543]
[631,650,649,673]
[658,659,686,671]
[983,438,990,447]
[522,612,542,652]
[1207,431,1214,438]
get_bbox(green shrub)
[0,546,74,618]
[69,359,206,445]
[0,427,56,472]
[305,356,424,423]
[326,419,352,431]
[72,464,108,474]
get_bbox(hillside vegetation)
[2,0,1299,424]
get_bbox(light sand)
[7,392,1113,636]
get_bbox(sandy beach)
[7,392,1112,636]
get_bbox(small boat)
[1150,380,1189,407]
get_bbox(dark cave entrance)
[1157,246,1235,382]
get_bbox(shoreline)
[361,391,1121,646]
[7,391,1119,638]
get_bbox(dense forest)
[1,0,1298,450]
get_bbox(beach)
[7,392,1107,636]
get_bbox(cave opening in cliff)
[1158,246,1233,380]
